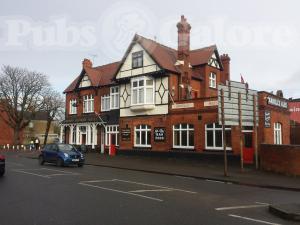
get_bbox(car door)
[42,144,53,162]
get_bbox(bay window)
[173,124,194,149]
[83,95,94,113]
[101,95,110,112]
[69,99,77,114]
[135,125,151,147]
[205,123,231,150]
[131,76,154,105]
[274,122,282,145]
[110,86,119,109]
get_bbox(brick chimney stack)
[82,58,92,70]
[177,15,191,61]
[220,54,230,84]
[176,15,192,100]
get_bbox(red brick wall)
[0,111,14,145]
[260,144,300,176]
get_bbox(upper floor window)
[209,72,217,88]
[79,75,91,87]
[132,51,143,69]
[69,99,77,114]
[83,95,94,113]
[173,124,194,149]
[131,76,154,105]
[110,86,119,109]
[101,94,110,112]
[274,122,282,145]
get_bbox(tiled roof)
[64,34,218,93]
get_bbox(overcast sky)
[1,0,300,98]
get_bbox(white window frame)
[110,86,119,110]
[274,122,282,145]
[101,94,110,112]
[173,124,194,149]
[69,99,77,115]
[134,125,151,147]
[205,123,232,150]
[83,95,94,113]
[131,76,154,106]
[105,125,119,146]
[209,72,217,88]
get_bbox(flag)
[240,74,245,84]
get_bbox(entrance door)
[82,134,86,145]
[243,132,254,164]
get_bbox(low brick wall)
[260,144,300,176]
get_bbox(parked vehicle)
[39,144,85,167]
[0,154,5,176]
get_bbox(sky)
[0,0,300,98]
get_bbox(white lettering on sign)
[172,103,194,109]
[289,107,300,112]
[204,100,218,107]
[267,96,288,109]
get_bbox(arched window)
[173,124,194,149]
[274,122,282,145]
[135,125,151,147]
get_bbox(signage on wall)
[264,110,271,128]
[121,128,131,141]
[154,127,166,142]
[172,102,194,109]
[204,100,218,107]
[267,96,288,109]
[289,101,300,123]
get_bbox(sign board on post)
[264,110,271,128]
[218,81,259,127]
[121,128,131,141]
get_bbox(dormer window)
[79,75,91,88]
[132,51,143,69]
[209,72,217,88]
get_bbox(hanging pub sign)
[267,96,288,109]
[264,110,271,128]
[154,127,166,142]
[121,128,131,141]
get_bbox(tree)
[41,88,65,145]
[0,65,49,145]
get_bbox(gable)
[79,74,92,87]
[116,43,161,80]
[208,52,222,69]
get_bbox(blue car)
[39,144,85,167]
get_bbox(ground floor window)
[173,124,194,149]
[105,125,119,146]
[135,125,151,147]
[72,126,76,144]
[205,123,231,150]
[274,122,282,145]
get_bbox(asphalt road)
[1,152,299,225]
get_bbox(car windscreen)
[57,144,77,152]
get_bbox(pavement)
[3,149,300,192]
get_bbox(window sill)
[173,146,195,150]
[83,112,95,114]
[205,147,232,151]
[130,104,155,111]
[134,145,151,148]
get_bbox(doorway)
[243,130,254,164]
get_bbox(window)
[274,122,282,145]
[173,124,194,149]
[72,126,76,144]
[83,95,94,113]
[69,99,77,114]
[101,95,110,112]
[132,51,143,68]
[209,72,217,88]
[135,125,151,147]
[110,86,119,109]
[131,76,154,105]
[105,125,119,146]
[79,75,91,87]
[205,123,232,150]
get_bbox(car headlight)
[64,153,69,158]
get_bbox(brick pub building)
[61,16,290,157]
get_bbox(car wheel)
[56,158,64,167]
[78,163,84,168]
[38,156,44,165]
